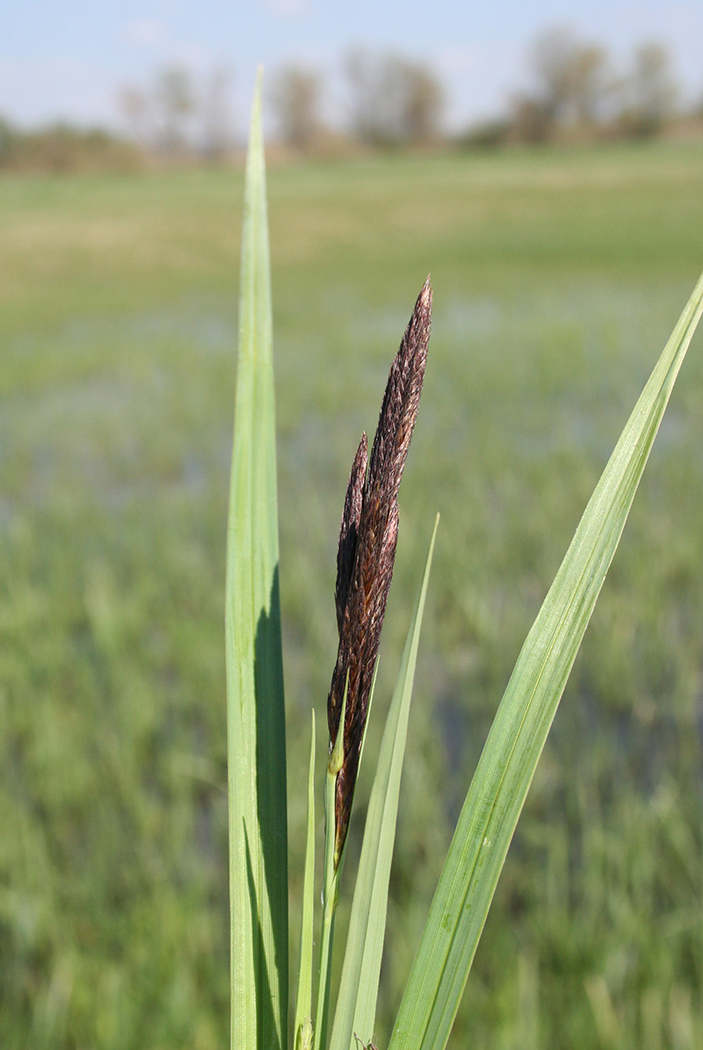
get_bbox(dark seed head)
[327,277,432,864]
[335,432,367,636]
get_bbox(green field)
[1,142,703,1050]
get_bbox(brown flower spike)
[327,277,432,864]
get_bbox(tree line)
[0,67,234,174]
[487,28,689,146]
[117,53,444,158]
[1,28,702,174]
[0,121,141,174]
[269,32,700,153]
[117,31,702,158]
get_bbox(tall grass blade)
[329,516,438,1050]
[227,71,288,1050]
[389,272,703,1050]
[293,711,316,1050]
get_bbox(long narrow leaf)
[389,272,703,1050]
[293,711,316,1050]
[227,71,288,1050]
[330,516,439,1050]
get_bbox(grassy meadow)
[1,142,703,1049]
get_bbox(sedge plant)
[227,75,703,1050]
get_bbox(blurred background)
[2,0,703,165]
[1,3,703,1049]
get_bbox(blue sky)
[1,0,702,135]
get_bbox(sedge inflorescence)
[327,277,432,865]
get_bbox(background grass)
[1,141,703,1050]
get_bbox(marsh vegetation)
[1,142,702,1048]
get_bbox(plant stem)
[314,769,340,1050]
[314,685,347,1050]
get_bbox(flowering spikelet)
[327,276,432,864]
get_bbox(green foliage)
[330,517,438,1050]
[227,77,288,1050]
[389,273,703,1050]
[1,141,703,1048]
[292,711,315,1050]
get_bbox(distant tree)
[0,116,17,166]
[508,94,555,144]
[201,68,235,159]
[456,117,511,151]
[622,43,678,137]
[512,27,611,141]
[345,49,444,147]
[400,62,444,144]
[118,85,151,144]
[269,65,323,152]
[568,44,610,125]
[156,66,196,153]
[530,27,579,128]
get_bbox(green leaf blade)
[227,71,288,1050]
[294,711,317,1050]
[330,516,439,1050]
[389,272,703,1050]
